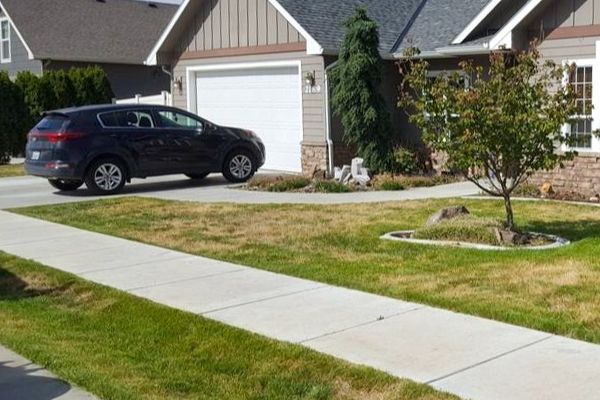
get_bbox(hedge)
[0,71,28,164]
[1,67,114,164]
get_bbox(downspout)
[160,65,174,106]
[324,61,338,178]
[161,65,173,81]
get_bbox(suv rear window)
[35,116,69,131]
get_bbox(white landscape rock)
[334,158,372,188]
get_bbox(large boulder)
[426,206,470,227]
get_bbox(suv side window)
[157,111,203,130]
[99,110,156,128]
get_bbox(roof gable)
[394,0,491,54]
[276,0,423,55]
[0,0,177,65]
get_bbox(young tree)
[330,7,393,172]
[399,47,578,230]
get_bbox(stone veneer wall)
[301,143,328,176]
[528,154,600,196]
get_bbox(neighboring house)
[146,0,600,194]
[0,0,178,99]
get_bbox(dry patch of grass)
[0,163,25,178]
[0,252,457,400]
[14,197,600,344]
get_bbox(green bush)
[0,72,29,163]
[16,67,114,129]
[413,215,503,246]
[15,71,42,134]
[373,174,459,191]
[247,175,311,192]
[70,66,114,105]
[512,184,541,198]
[314,180,352,193]
[392,147,421,175]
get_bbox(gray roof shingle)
[277,0,424,54]
[0,0,177,64]
[394,0,491,54]
[277,0,493,55]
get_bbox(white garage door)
[195,65,303,172]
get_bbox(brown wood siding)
[172,52,325,144]
[182,0,305,53]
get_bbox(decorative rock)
[426,206,470,227]
[339,165,351,183]
[351,158,364,177]
[333,158,371,186]
[493,228,528,246]
[540,182,554,197]
[353,174,371,187]
[334,167,343,181]
[312,168,327,180]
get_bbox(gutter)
[393,44,493,60]
[324,60,338,177]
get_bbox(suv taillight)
[28,131,86,143]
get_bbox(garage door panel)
[195,65,303,172]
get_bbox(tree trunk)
[503,194,515,231]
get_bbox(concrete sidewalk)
[0,174,478,209]
[1,210,599,400]
[0,345,96,400]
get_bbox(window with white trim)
[0,18,10,63]
[568,65,594,149]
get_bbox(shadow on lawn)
[522,218,600,242]
[0,267,65,301]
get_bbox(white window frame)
[562,54,600,153]
[0,17,10,63]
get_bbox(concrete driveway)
[0,173,479,209]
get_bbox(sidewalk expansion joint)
[426,335,554,384]
[79,254,191,275]
[299,306,426,344]
[126,268,247,292]
[201,285,328,315]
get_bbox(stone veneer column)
[528,154,600,196]
[301,143,328,176]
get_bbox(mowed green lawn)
[0,252,456,400]
[14,197,600,344]
[0,163,25,178]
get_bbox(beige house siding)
[537,35,599,62]
[179,0,305,54]
[527,9,600,195]
[531,0,600,29]
[172,51,326,146]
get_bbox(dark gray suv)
[25,104,266,194]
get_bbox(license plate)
[31,151,40,160]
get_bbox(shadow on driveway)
[53,174,235,198]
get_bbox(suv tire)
[48,179,84,192]
[222,150,256,183]
[85,158,127,195]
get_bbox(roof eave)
[452,0,505,44]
